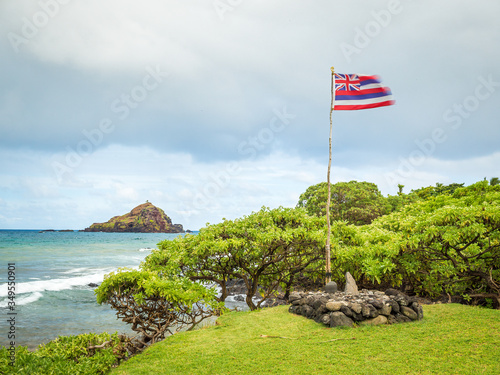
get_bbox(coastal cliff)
[83,202,184,233]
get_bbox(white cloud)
[0,1,499,229]
[1,144,498,229]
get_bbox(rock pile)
[288,288,423,327]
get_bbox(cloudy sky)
[1,0,499,230]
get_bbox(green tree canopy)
[297,181,391,225]
[330,181,500,307]
[410,182,465,199]
[145,207,326,310]
[95,269,223,348]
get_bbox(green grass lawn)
[111,304,500,375]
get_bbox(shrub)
[0,332,127,375]
[322,182,500,308]
[95,269,223,349]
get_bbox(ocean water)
[0,230,185,349]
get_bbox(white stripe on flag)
[362,83,387,90]
[334,95,393,106]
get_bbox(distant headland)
[83,202,184,233]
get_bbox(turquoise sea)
[0,230,184,349]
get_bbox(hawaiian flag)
[333,73,395,110]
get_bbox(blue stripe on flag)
[335,91,391,101]
[360,78,382,86]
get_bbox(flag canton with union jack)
[333,73,394,110]
[335,74,360,91]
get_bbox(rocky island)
[83,202,184,233]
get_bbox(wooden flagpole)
[325,66,335,284]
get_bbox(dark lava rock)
[385,288,401,296]
[320,313,331,325]
[340,305,353,317]
[395,313,412,323]
[330,312,354,328]
[302,305,314,318]
[369,299,384,309]
[411,302,424,320]
[367,304,379,318]
[289,305,298,314]
[313,297,328,310]
[400,306,418,321]
[386,299,400,314]
[288,291,302,303]
[393,294,409,306]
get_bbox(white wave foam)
[0,292,43,308]
[0,268,115,297]
[61,267,90,274]
[139,247,153,252]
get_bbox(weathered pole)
[325,67,335,284]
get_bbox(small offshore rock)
[330,312,354,328]
[344,272,359,295]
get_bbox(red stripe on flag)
[334,100,395,111]
[335,87,390,97]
